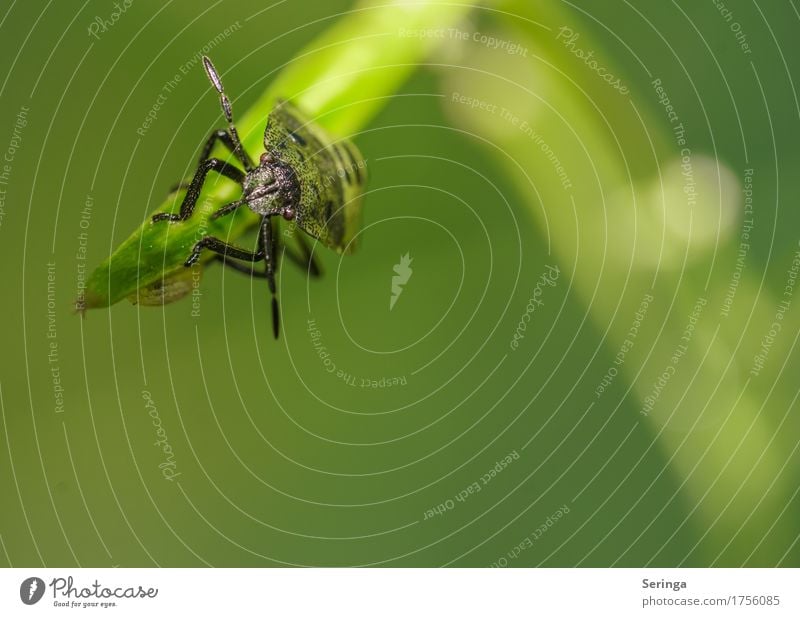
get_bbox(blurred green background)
[1,0,799,567]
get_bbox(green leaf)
[79,0,478,311]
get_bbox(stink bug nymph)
[152,56,367,338]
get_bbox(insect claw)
[271,297,280,339]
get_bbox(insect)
[152,55,366,338]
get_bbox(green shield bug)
[152,56,367,338]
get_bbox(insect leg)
[183,236,264,268]
[260,216,281,339]
[200,129,254,171]
[283,232,322,277]
[152,158,244,223]
[198,129,253,168]
[210,199,245,220]
[167,130,252,193]
[212,255,268,278]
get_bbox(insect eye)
[282,207,295,221]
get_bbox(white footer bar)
[1,568,797,615]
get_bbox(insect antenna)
[202,55,248,167]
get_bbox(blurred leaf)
[441,0,799,564]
